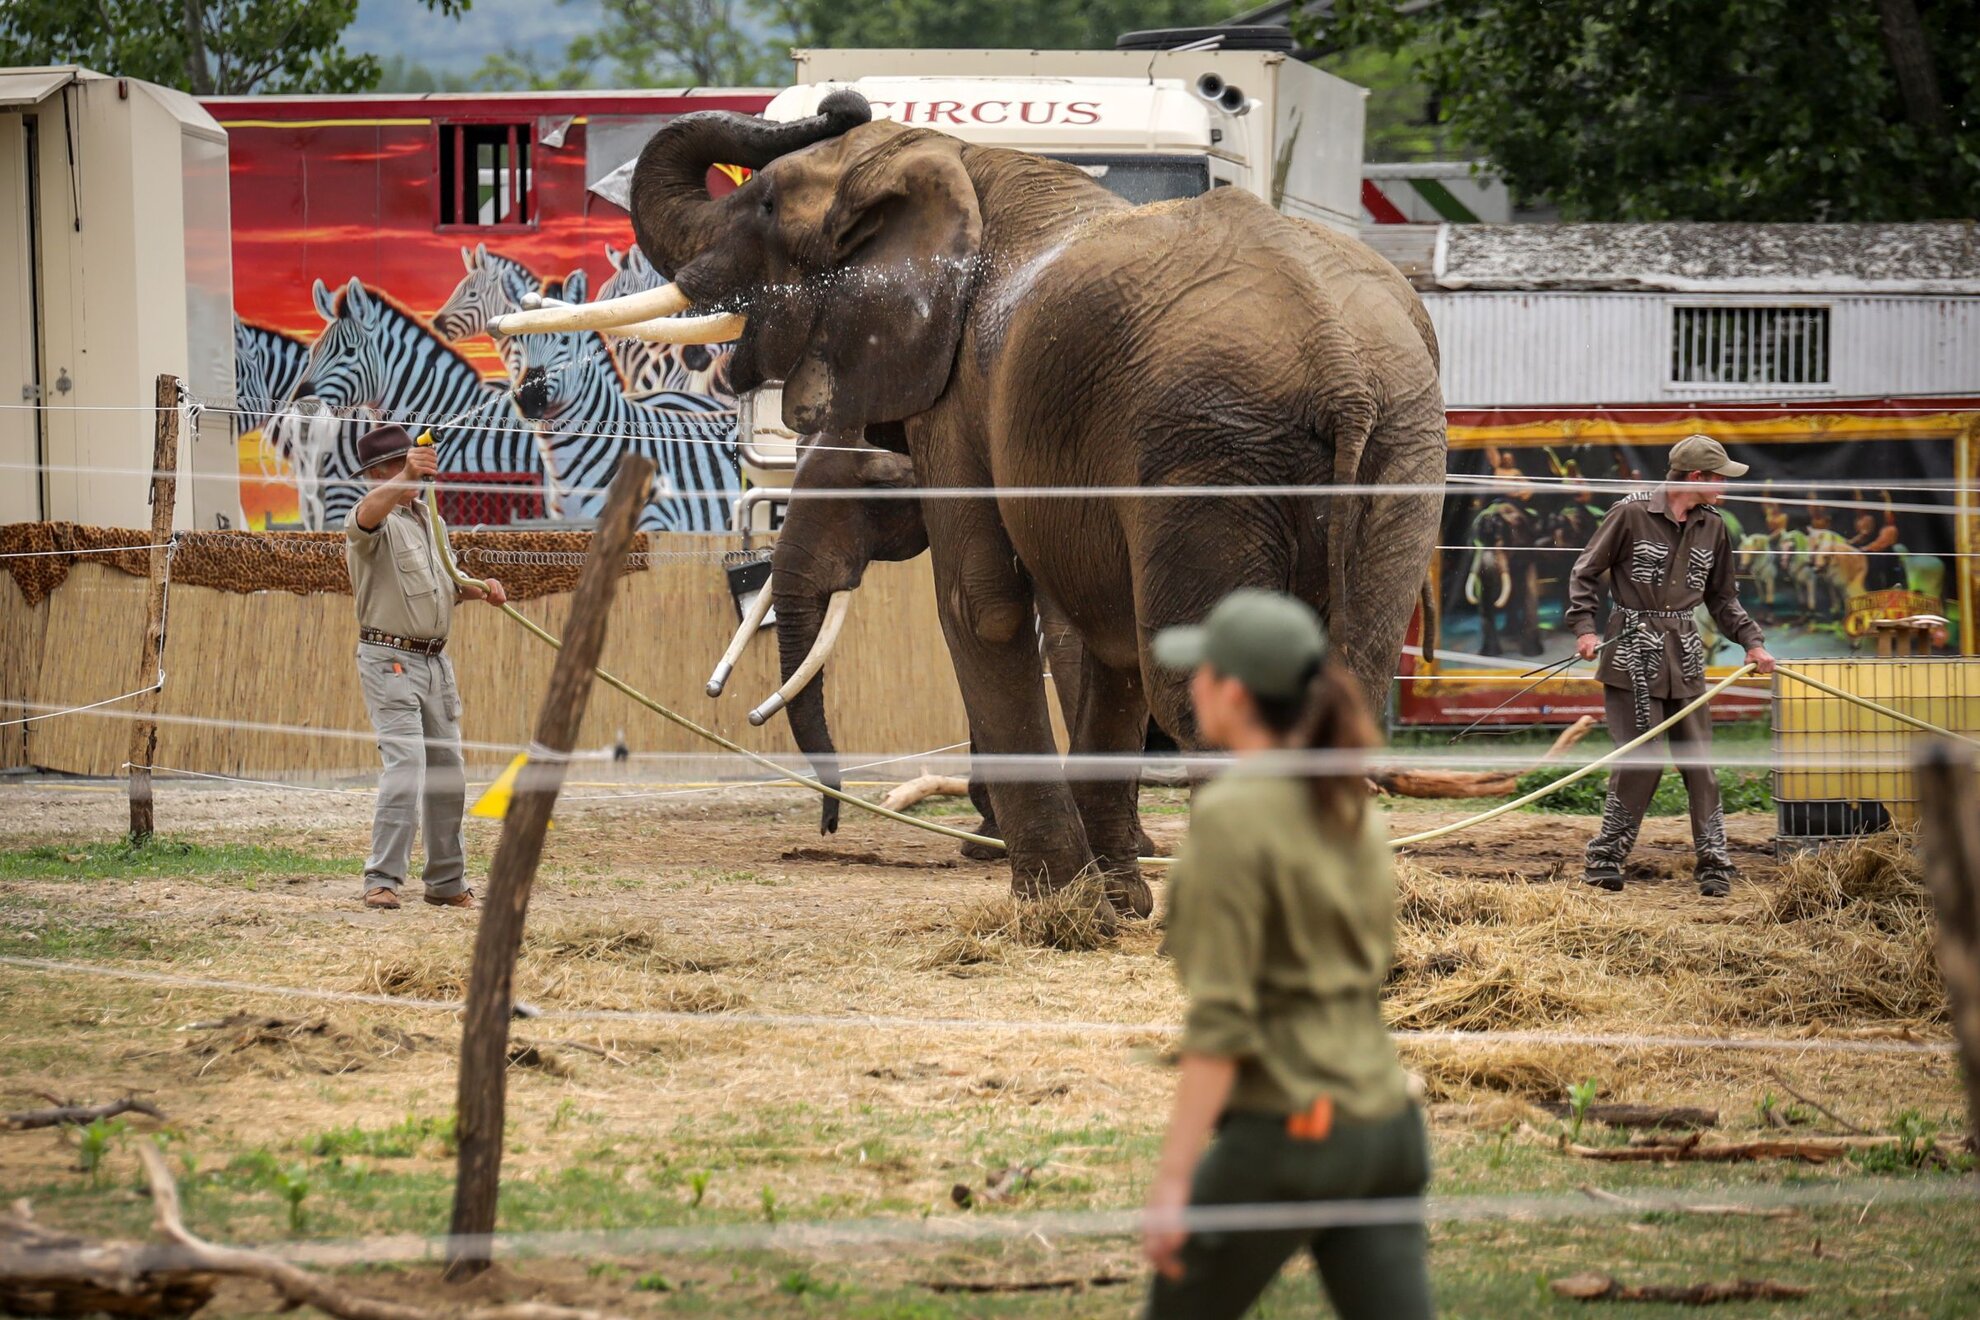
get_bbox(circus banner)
[1399,404,1980,726]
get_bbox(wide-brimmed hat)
[1668,434,1749,478]
[1151,589,1329,701]
[356,423,418,473]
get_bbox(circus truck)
[687,35,1369,534]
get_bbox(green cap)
[1668,433,1748,478]
[1151,589,1329,700]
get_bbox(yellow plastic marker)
[469,752,551,827]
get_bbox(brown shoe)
[363,887,401,910]
[424,888,476,909]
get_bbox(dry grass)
[950,879,1123,954]
[1386,833,1944,1101]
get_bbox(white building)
[1363,222,1980,407]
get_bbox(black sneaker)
[1582,870,1624,893]
[1697,873,1732,898]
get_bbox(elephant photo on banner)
[488,91,1449,923]
[1432,431,1964,681]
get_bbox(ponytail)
[1251,659,1381,836]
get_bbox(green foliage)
[307,1113,457,1160]
[1487,1120,1517,1170]
[1565,1078,1599,1144]
[777,1267,839,1297]
[767,0,1232,51]
[633,1271,674,1292]
[688,1168,712,1208]
[760,1183,779,1222]
[0,0,469,96]
[72,1117,127,1185]
[272,1163,311,1233]
[1308,0,1980,220]
[1514,766,1771,815]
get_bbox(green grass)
[13,1101,1975,1318]
[0,837,337,881]
[1512,766,1772,816]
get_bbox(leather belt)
[359,628,446,656]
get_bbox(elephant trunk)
[629,93,873,287]
[771,589,843,835]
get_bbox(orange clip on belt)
[1286,1094,1335,1141]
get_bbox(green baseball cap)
[1152,589,1329,700]
[1668,433,1749,478]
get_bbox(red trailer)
[204,88,773,530]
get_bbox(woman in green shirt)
[1142,589,1431,1320]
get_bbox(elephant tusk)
[706,578,776,697]
[487,281,691,335]
[610,311,748,344]
[749,591,851,727]
[1496,565,1513,609]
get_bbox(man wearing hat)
[345,424,506,911]
[1565,435,1775,897]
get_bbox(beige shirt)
[345,504,454,641]
[1163,763,1411,1122]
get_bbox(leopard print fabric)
[1,521,652,605]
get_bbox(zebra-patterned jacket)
[1564,486,1765,700]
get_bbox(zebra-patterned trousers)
[1583,685,1733,882]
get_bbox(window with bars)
[438,123,534,227]
[1670,304,1831,386]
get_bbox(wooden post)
[445,454,654,1280]
[126,375,180,843]
[1914,740,1980,1147]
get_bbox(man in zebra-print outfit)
[1565,436,1775,897]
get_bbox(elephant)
[1465,499,1544,657]
[712,432,1155,862]
[490,91,1448,918]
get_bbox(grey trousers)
[1584,684,1732,881]
[356,642,467,898]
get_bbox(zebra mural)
[597,242,734,399]
[432,244,541,381]
[236,241,742,531]
[511,268,740,532]
[284,277,542,528]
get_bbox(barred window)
[438,123,534,227]
[1670,304,1830,386]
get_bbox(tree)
[564,0,784,88]
[0,0,471,95]
[764,0,1235,51]
[1306,0,1980,221]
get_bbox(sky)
[349,0,606,78]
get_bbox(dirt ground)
[0,776,1971,1317]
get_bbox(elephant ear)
[782,130,982,436]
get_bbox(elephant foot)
[1102,866,1153,920]
[959,819,1004,862]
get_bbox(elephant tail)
[1325,379,1380,674]
[1417,573,1438,668]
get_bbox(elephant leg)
[960,733,1004,862]
[927,515,1097,905]
[1064,658,1153,919]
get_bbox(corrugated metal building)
[1365,222,1980,407]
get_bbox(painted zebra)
[233,319,311,439]
[597,241,735,402]
[288,277,542,527]
[235,318,363,530]
[432,244,540,381]
[511,268,740,532]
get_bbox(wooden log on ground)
[877,774,971,813]
[0,1196,215,1318]
[1536,1102,1718,1131]
[1377,716,1596,799]
[445,455,654,1283]
[1915,741,1980,1146]
[1576,1185,1793,1220]
[126,375,180,843]
[1564,1133,1965,1164]
[1551,1272,1810,1304]
[1,1096,165,1131]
